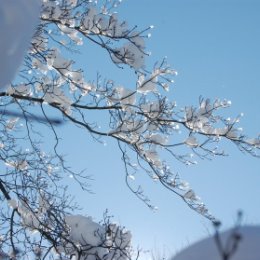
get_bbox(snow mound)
[0,0,40,88]
[172,225,260,260]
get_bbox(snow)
[116,87,136,106]
[137,80,157,94]
[82,7,97,32]
[7,84,31,96]
[8,199,18,209]
[183,189,199,201]
[143,149,162,167]
[245,138,260,147]
[65,215,105,247]
[59,215,132,260]
[141,102,161,119]
[0,0,40,88]
[57,24,82,45]
[172,226,260,260]
[18,201,41,230]
[185,136,199,148]
[0,250,9,259]
[111,43,145,69]
[42,82,72,113]
[46,49,73,74]
[5,118,19,130]
[149,133,168,145]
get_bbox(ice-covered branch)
[0,0,259,258]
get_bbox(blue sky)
[59,0,260,258]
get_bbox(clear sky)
[59,0,260,259]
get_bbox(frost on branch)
[0,0,260,259]
[40,0,149,69]
[3,193,132,260]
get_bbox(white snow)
[18,201,41,230]
[0,0,40,88]
[149,133,168,145]
[183,189,199,201]
[59,215,132,260]
[172,225,260,260]
[185,136,199,148]
[8,199,18,209]
[65,215,105,247]
[5,118,19,130]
